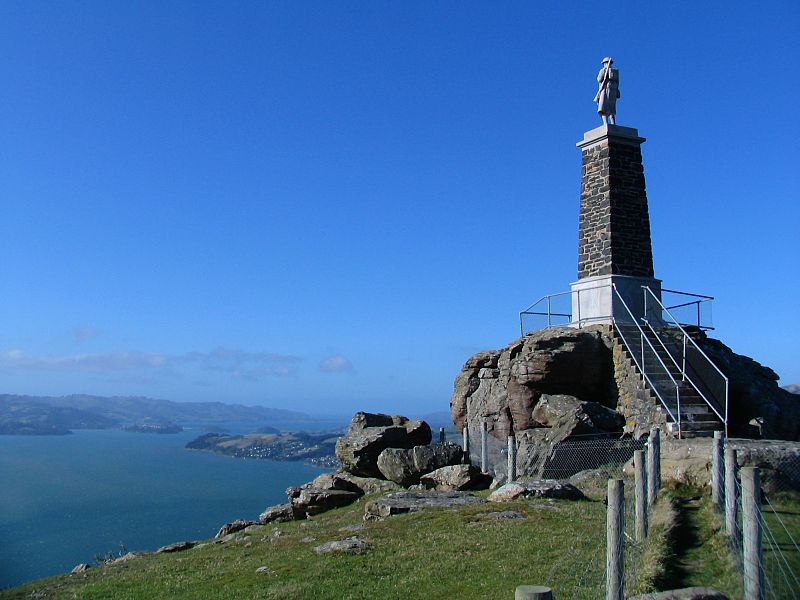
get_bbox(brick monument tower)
[570,58,660,325]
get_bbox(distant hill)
[785,384,800,395]
[0,394,314,435]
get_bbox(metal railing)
[517,284,727,438]
[661,288,715,330]
[518,282,620,335]
[641,287,729,436]
[611,284,683,438]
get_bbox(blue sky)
[1,2,798,416]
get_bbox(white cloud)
[319,354,353,373]
[73,327,101,343]
[0,347,300,381]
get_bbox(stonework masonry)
[577,126,654,280]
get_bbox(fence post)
[711,430,724,508]
[634,450,648,541]
[439,427,445,444]
[647,427,661,506]
[724,447,739,544]
[514,585,553,600]
[481,421,489,474]
[607,479,624,600]
[741,467,764,600]
[462,425,470,464]
[507,435,517,482]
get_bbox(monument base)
[570,274,661,327]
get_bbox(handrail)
[519,282,618,335]
[611,284,683,438]
[661,288,715,330]
[641,286,729,436]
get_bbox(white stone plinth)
[570,275,661,326]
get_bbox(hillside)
[0,394,316,435]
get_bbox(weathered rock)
[376,442,463,486]
[215,519,257,539]
[156,541,196,553]
[112,552,140,564]
[71,563,91,574]
[627,587,728,600]
[654,437,800,492]
[364,491,486,520]
[335,472,403,495]
[419,464,492,491]
[255,566,271,575]
[259,503,294,524]
[312,536,371,554]
[291,488,362,519]
[488,480,585,502]
[451,327,615,437]
[335,412,432,478]
[532,394,624,433]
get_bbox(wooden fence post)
[634,450,648,541]
[724,447,739,544]
[647,427,661,506]
[514,585,553,599]
[607,479,624,600]
[507,435,517,482]
[711,430,724,508]
[741,467,764,600]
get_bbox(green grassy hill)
[3,493,608,600]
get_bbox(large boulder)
[306,470,402,496]
[531,394,624,433]
[515,395,625,478]
[364,491,486,520]
[288,487,362,519]
[451,327,615,438]
[215,519,257,539]
[376,442,463,486]
[335,412,432,478]
[259,503,294,524]
[488,480,585,502]
[419,464,492,491]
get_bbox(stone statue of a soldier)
[594,57,620,125]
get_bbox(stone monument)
[571,59,660,326]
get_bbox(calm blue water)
[0,429,327,589]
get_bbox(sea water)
[0,429,327,589]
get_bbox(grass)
[1,493,609,600]
[628,490,680,595]
[760,492,800,599]
[6,484,797,599]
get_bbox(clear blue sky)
[1,2,798,416]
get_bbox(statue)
[594,57,620,125]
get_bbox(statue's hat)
[601,56,613,64]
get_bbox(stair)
[614,323,723,438]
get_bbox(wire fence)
[461,426,654,598]
[462,426,646,483]
[721,444,800,600]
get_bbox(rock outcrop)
[335,412,432,478]
[451,325,800,481]
[363,491,487,520]
[376,442,463,486]
[419,464,492,491]
[487,480,585,502]
[451,327,615,437]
